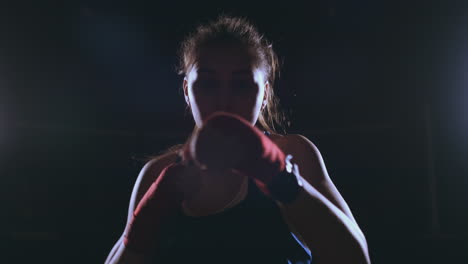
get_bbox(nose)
[214,85,233,112]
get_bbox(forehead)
[195,43,257,74]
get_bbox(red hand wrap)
[195,112,287,197]
[123,163,183,254]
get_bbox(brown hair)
[146,15,290,163]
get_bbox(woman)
[105,15,370,264]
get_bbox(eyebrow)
[197,68,251,75]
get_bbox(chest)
[182,135,293,216]
[155,177,312,264]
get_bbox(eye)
[195,79,219,91]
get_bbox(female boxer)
[105,15,370,264]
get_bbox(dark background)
[1,0,467,263]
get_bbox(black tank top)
[153,177,313,263]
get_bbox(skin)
[106,42,272,264]
[182,42,370,262]
[180,42,271,215]
[105,41,370,264]
[183,42,268,128]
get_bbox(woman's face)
[183,43,268,128]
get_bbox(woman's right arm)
[104,235,149,264]
[104,153,179,264]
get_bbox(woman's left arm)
[276,134,370,264]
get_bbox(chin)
[203,110,253,123]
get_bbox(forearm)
[276,175,370,264]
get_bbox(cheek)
[234,98,262,123]
[190,94,213,115]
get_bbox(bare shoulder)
[137,152,180,197]
[280,134,361,222]
[278,134,330,184]
[283,134,321,155]
[270,133,319,152]
[126,150,180,222]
